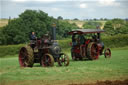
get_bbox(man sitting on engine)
[30,32,37,40]
[30,32,37,49]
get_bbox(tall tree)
[57,16,63,20]
[0,10,78,44]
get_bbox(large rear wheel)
[87,42,99,60]
[58,53,69,66]
[19,46,34,67]
[41,54,54,67]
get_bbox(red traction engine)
[18,24,69,67]
[68,29,111,60]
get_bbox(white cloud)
[2,0,127,19]
[11,0,69,2]
[12,0,28,2]
[11,0,58,2]
[51,8,60,11]
[80,3,87,8]
[98,0,120,6]
[35,0,57,2]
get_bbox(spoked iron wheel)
[87,42,99,60]
[41,54,54,67]
[58,53,69,66]
[104,48,111,58]
[19,46,34,67]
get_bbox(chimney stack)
[52,23,56,40]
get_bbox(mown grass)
[0,47,128,85]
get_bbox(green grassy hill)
[0,19,8,27]
[66,20,106,29]
[67,20,85,28]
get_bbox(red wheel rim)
[41,55,52,67]
[19,47,28,67]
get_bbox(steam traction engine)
[19,24,69,67]
[68,29,111,60]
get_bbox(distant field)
[67,20,85,28]
[67,20,106,29]
[0,47,128,85]
[0,19,8,27]
[0,19,106,29]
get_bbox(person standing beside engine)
[72,34,77,46]
[78,34,85,45]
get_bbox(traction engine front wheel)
[41,54,54,67]
[104,48,111,58]
[58,53,69,66]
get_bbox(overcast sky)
[1,0,128,19]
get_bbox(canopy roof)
[68,29,105,35]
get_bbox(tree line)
[82,18,128,35]
[104,19,128,35]
[0,9,128,45]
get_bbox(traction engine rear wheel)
[41,54,54,67]
[19,46,34,67]
[58,53,69,66]
[87,42,99,60]
[104,48,111,58]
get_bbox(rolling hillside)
[0,19,106,29]
[67,20,106,29]
[0,19,8,27]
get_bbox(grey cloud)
[1,0,128,19]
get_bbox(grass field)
[67,20,106,29]
[0,47,128,85]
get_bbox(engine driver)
[30,32,37,49]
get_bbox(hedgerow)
[0,34,128,58]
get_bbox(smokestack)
[52,23,56,40]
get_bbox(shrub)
[102,34,128,48]
[0,44,24,58]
